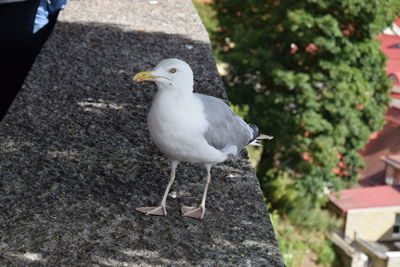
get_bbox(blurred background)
[193,0,400,266]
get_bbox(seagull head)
[133,58,193,91]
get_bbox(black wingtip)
[247,124,259,144]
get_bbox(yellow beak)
[133,71,157,82]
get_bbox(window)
[389,74,399,84]
[397,169,400,185]
[386,166,394,185]
[393,214,400,235]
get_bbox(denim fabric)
[33,0,68,33]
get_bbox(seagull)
[133,58,272,219]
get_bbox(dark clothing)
[0,1,29,3]
[0,0,59,121]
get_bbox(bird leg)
[136,160,179,216]
[181,164,212,220]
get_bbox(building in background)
[329,17,400,267]
[383,17,400,36]
[382,155,400,185]
[359,26,400,186]
[328,185,400,267]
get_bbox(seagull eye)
[169,68,177,73]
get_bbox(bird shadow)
[0,21,282,266]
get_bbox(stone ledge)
[0,0,284,265]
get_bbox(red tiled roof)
[382,154,400,169]
[378,34,400,60]
[377,34,400,85]
[328,185,400,212]
[385,107,400,124]
[359,115,400,186]
[357,22,400,187]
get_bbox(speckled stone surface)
[0,0,284,266]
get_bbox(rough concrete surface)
[0,0,284,266]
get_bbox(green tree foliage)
[213,0,399,211]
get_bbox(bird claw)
[136,206,166,216]
[181,205,205,220]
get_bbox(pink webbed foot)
[136,206,166,216]
[181,205,205,220]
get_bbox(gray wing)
[195,93,253,155]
